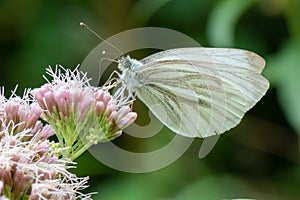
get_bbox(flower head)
[0,88,53,141]
[0,89,92,199]
[31,66,137,160]
[0,125,92,200]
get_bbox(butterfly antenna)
[80,22,123,55]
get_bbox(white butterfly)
[114,47,269,138]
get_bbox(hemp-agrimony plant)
[0,66,137,200]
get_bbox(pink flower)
[116,111,137,129]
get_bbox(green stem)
[70,142,93,161]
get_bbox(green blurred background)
[1,0,300,199]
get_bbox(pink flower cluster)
[93,89,137,140]
[0,66,137,199]
[0,90,92,200]
[0,92,54,141]
[30,66,137,160]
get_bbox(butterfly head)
[117,56,143,72]
[115,55,144,97]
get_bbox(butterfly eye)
[118,56,137,71]
[117,57,128,71]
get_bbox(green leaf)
[265,38,300,133]
[206,0,258,47]
[173,175,256,199]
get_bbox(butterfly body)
[116,47,269,138]
[118,56,144,93]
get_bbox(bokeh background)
[1,0,300,199]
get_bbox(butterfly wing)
[135,47,269,138]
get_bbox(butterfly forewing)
[136,47,269,138]
[136,61,227,137]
